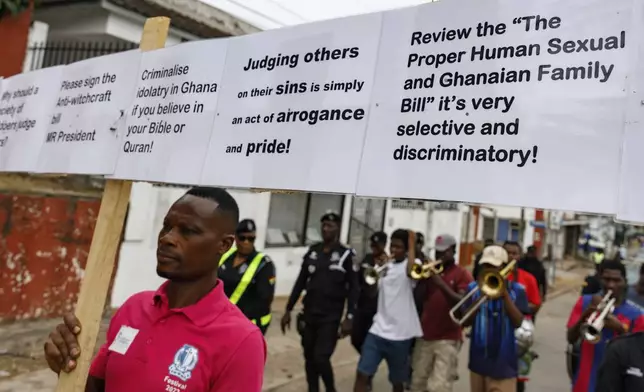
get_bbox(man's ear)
[220,235,235,254]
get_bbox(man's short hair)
[184,187,239,225]
[503,240,521,249]
[600,259,626,278]
[527,245,537,253]
[391,229,410,250]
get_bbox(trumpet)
[449,259,517,325]
[410,260,444,280]
[580,290,616,344]
[363,263,388,286]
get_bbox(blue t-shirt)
[464,281,528,379]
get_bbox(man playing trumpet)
[452,245,529,392]
[410,234,473,392]
[566,260,644,392]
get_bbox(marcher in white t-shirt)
[354,229,423,392]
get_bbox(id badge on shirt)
[108,325,139,355]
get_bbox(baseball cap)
[479,245,508,267]
[434,234,457,252]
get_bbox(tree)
[0,0,30,19]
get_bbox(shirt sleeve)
[513,285,529,314]
[286,256,309,312]
[212,330,266,392]
[631,315,644,332]
[524,273,542,307]
[595,340,624,392]
[457,268,474,292]
[567,296,585,329]
[255,258,276,321]
[88,306,125,379]
[344,249,359,317]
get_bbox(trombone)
[449,259,517,325]
[580,290,616,344]
[363,263,388,286]
[410,259,444,280]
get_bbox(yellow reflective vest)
[219,248,272,327]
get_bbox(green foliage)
[0,0,30,19]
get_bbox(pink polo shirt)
[89,280,266,392]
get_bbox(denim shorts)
[357,332,413,384]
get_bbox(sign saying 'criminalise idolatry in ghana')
[0,66,62,172]
[36,50,141,175]
[357,0,633,214]
[200,12,383,193]
[110,40,228,185]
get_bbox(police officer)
[595,332,644,392]
[219,218,276,334]
[280,212,359,392]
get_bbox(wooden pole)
[54,17,170,392]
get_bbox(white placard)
[0,66,62,172]
[357,0,633,214]
[200,13,383,193]
[615,7,644,224]
[111,40,228,184]
[36,50,141,175]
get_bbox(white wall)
[35,3,193,47]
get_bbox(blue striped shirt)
[464,281,528,379]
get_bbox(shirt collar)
[153,280,229,327]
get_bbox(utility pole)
[519,207,525,246]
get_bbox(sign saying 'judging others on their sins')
[200,12,383,194]
[357,0,633,214]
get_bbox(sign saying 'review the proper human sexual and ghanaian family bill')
[357,0,633,214]
[200,12,383,193]
[35,50,141,175]
[110,40,228,185]
[0,66,62,172]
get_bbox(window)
[266,192,345,247]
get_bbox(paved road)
[270,291,578,392]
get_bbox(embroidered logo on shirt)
[626,367,643,377]
[168,344,199,381]
[331,252,340,262]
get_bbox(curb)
[262,358,357,392]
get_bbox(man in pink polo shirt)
[43,187,266,392]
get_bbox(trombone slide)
[448,259,517,325]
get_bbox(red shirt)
[421,264,473,341]
[89,281,266,392]
[508,268,541,319]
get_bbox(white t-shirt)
[369,258,423,341]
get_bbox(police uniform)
[219,220,276,335]
[595,332,644,392]
[285,212,359,392]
